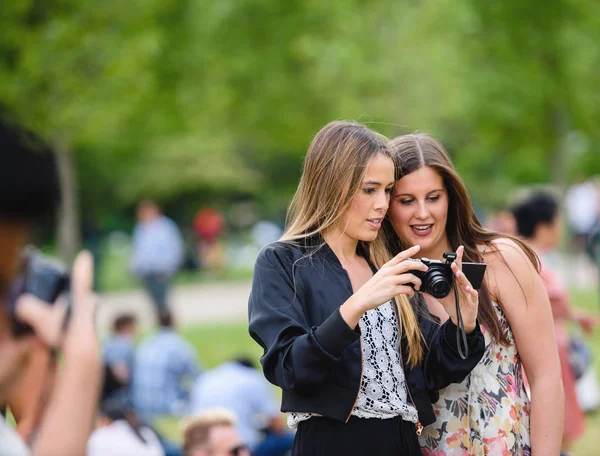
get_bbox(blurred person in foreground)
[101,314,138,402]
[182,408,250,456]
[130,200,184,315]
[191,357,293,456]
[0,117,101,454]
[512,192,598,455]
[132,310,201,421]
[87,397,165,456]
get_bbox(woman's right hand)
[340,245,427,328]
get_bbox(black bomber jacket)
[248,238,485,428]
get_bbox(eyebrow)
[396,188,445,196]
[364,180,395,186]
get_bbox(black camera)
[7,246,70,336]
[410,251,487,299]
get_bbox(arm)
[420,317,485,391]
[249,243,426,392]
[488,239,563,455]
[248,245,361,392]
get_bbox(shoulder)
[484,237,537,271]
[484,237,540,298]
[255,240,307,269]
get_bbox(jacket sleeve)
[248,245,360,393]
[421,317,486,392]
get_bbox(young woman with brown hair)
[384,133,563,455]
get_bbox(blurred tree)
[1,0,599,254]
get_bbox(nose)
[415,200,430,219]
[375,190,390,212]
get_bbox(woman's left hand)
[437,245,479,333]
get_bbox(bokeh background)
[2,0,599,453]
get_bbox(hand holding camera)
[341,245,428,328]
[409,246,482,333]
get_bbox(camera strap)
[453,282,469,360]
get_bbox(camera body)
[409,251,487,299]
[410,252,456,299]
[8,247,70,336]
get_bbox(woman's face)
[389,166,450,259]
[337,153,395,243]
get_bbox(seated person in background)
[87,398,165,456]
[132,310,201,420]
[182,408,250,456]
[191,357,293,456]
[101,314,138,401]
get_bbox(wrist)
[464,321,477,334]
[340,295,366,329]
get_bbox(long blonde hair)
[282,121,424,366]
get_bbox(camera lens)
[423,268,452,299]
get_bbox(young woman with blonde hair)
[384,133,564,455]
[248,121,485,455]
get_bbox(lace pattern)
[288,301,418,429]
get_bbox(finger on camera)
[394,273,422,290]
[388,245,421,266]
[71,250,94,303]
[465,285,478,299]
[455,245,464,267]
[396,285,416,298]
[15,294,67,347]
[455,269,472,287]
[392,259,427,275]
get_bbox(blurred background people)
[512,191,599,455]
[132,311,201,421]
[182,408,250,456]
[193,208,226,272]
[87,398,165,456]
[565,178,600,257]
[101,314,138,402]
[130,200,185,316]
[191,357,293,456]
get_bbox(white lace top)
[287,301,419,429]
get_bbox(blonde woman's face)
[389,166,450,259]
[338,153,395,243]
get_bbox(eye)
[363,188,376,195]
[427,195,440,202]
[399,198,413,205]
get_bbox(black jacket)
[248,239,485,427]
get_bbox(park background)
[1,0,599,453]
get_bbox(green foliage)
[1,0,599,216]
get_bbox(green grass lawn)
[154,288,600,452]
[571,288,600,456]
[96,243,253,292]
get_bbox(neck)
[322,227,359,263]
[417,240,452,260]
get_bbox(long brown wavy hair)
[282,121,425,365]
[383,133,539,345]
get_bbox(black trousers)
[291,415,422,456]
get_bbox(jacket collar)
[298,234,372,269]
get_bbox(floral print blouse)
[419,303,531,455]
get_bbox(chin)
[356,231,379,242]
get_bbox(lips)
[410,224,433,237]
[367,218,383,229]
